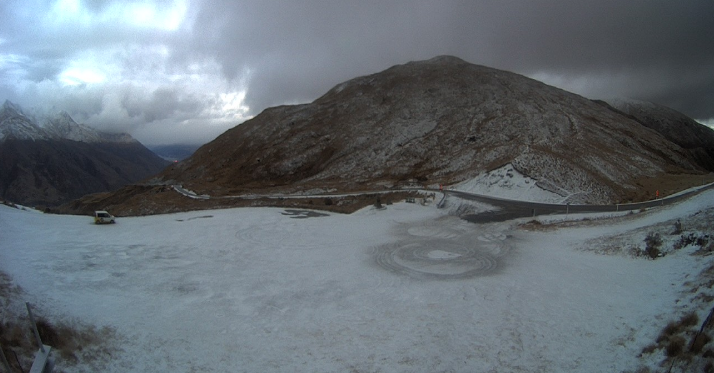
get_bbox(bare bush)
[644,232,662,259]
[680,312,699,328]
[629,245,644,258]
[690,333,712,354]
[657,321,681,344]
[665,335,686,357]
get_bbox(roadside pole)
[25,302,54,373]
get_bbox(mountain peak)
[2,100,26,117]
[160,56,707,204]
[0,101,139,144]
[421,55,468,65]
[1,100,45,141]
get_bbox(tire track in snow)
[373,218,511,279]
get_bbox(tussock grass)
[0,271,116,370]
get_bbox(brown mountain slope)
[0,139,170,207]
[156,56,704,204]
[600,99,714,171]
[0,101,170,207]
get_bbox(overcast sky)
[1,0,713,146]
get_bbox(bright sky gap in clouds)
[1,0,713,145]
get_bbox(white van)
[94,211,115,224]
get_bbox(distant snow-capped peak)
[0,100,136,143]
[0,100,45,141]
[41,111,98,142]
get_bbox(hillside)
[602,98,714,171]
[157,56,707,205]
[0,101,170,207]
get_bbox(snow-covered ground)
[452,164,566,203]
[1,189,713,372]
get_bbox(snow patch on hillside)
[451,164,565,203]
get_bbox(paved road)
[444,183,714,223]
[170,182,714,223]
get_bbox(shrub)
[324,198,333,206]
[690,333,711,353]
[665,335,686,357]
[697,235,710,248]
[641,344,658,354]
[629,245,643,258]
[657,321,681,343]
[680,312,699,328]
[644,232,662,259]
[674,233,696,250]
[672,219,683,235]
[645,245,660,259]
[36,319,61,347]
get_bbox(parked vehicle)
[94,210,115,224]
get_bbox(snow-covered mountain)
[603,98,714,171]
[41,111,104,142]
[157,56,708,205]
[0,100,170,206]
[0,100,137,144]
[0,100,46,141]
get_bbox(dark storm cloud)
[187,0,714,120]
[1,0,713,145]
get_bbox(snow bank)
[451,163,565,203]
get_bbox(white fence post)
[25,302,53,373]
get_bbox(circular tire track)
[374,240,497,280]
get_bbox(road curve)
[444,183,714,223]
[170,182,714,223]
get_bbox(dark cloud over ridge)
[1,0,712,145]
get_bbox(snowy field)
[1,190,714,372]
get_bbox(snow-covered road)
[1,191,712,372]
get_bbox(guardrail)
[443,182,714,223]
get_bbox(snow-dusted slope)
[452,164,567,203]
[0,100,138,144]
[0,100,45,140]
[164,56,702,204]
[605,98,714,171]
[42,111,104,142]
[0,100,168,206]
[1,190,713,372]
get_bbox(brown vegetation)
[53,184,424,217]
[0,271,114,371]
